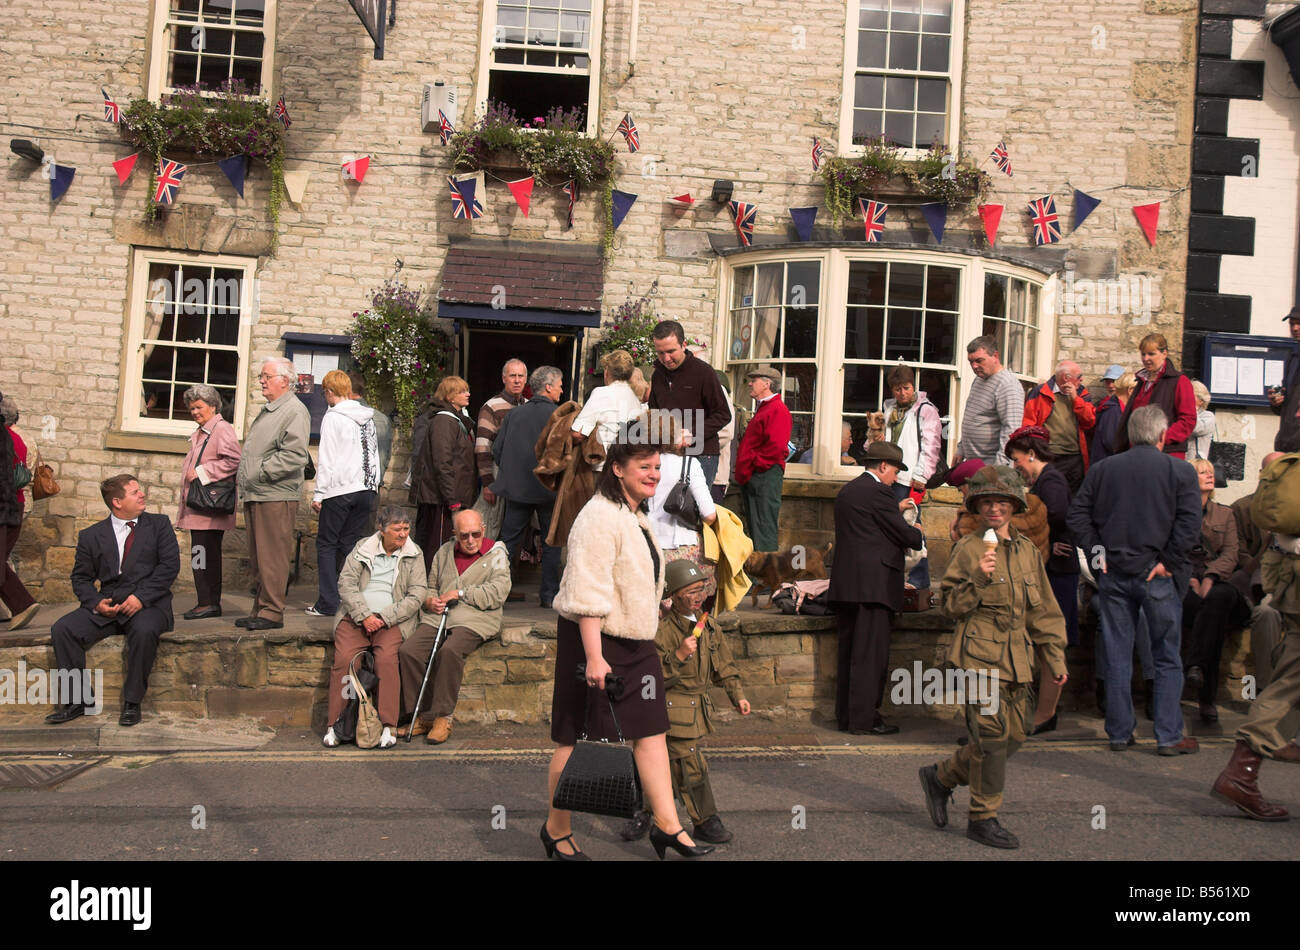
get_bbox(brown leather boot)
[1270,741,1300,764]
[1211,740,1290,821]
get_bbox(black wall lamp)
[10,139,45,163]
[711,179,734,204]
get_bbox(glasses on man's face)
[456,530,484,540]
[257,373,274,382]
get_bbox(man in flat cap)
[735,366,792,553]
[829,441,925,735]
[1268,308,1300,452]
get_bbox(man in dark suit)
[830,441,925,735]
[46,474,180,727]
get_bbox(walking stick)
[406,597,459,742]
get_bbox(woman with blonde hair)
[572,349,645,471]
[1182,457,1247,723]
[1091,371,1135,465]
[308,369,379,616]
[410,376,476,570]
[1189,380,1216,461]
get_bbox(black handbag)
[185,431,237,515]
[662,455,702,529]
[552,668,644,819]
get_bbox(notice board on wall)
[1201,333,1297,407]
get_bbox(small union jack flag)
[562,179,578,228]
[448,176,483,220]
[274,95,292,130]
[437,109,455,146]
[1028,195,1061,246]
[102,87,119,123]
[728,200,757,246]
[154,158,188,205]
[616,113,640,153]
[812,137,824,171]
[990,140,1012,177]
[859,198,887,243]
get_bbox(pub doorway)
[461,325,581,421]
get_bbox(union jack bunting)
[858,198,887,243]
[616,113,640,153]
[562,179,578,227]
[102,87,119,123]
[448,176,483,220]
[990,140,1012,177]
[728,200,757,246]
[274,95,292,129]
[437,109,455,146]
[153,158,188,205]
[811,137,824,171]
[1028,194,1061,246]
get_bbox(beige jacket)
[334,533,428,639]
[417,539,512,641]
[236,390,311,503]
[553,493,666,641]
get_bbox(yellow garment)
[702,505,755,613]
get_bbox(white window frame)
[837,0,965,159]
[120,248,256,437]
[474,0,604,137]
[716,247,1055,479]
[147,0,278,102]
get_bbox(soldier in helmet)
[621,559,751,844]
[918,466,1069,849]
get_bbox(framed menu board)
[1202,333,1297,407]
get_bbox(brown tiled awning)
[438,241,604,315]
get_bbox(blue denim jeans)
[1095,609,1156,681]
[500,499,560,605]
[313,490,376,614]
[1095,571,1185,746]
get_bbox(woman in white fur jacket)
[542,427,714,861]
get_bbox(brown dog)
[744,542,833,608]
[864,411,887,445]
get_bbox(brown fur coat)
[955,493,1052,562]
[534,401,606,548]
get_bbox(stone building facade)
[1,0,1209,599]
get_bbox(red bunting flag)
[342,155,370,182]
[667,193,695,209]
[977,203,1003,246]
[1132,202,1160,246]
[112,153,138,185]
[506,176,534,217]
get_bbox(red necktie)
[123,521,136,562]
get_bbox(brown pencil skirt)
[551,615,669,744]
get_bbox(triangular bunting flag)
[50,165,75,201]
[667,193,695,209]
[977,203,1003,246]
[102,87,119,124]
[812,137,825,171]
[274,95,291,129]
[506,176,534,217]
[921,203,947,243]
[342,155,370,183]
[1027,195,1061,246]
[562,179,578,227]
[789,206,817,242]
[217,155,248,199]
[112,153,139,185]
[284,168,310,205]
[858,198,887,242]
[448,174,484,220]
[611,189,637,230]
[153,158,188,205]
[990,140,1013,177]
[728,200,757,246]
[616,114,640,153]
[437,108,455,146]
[1133,202,1160,246]
[1073,189,1101,231]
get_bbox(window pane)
[857,31,887,69]
[199,56,230,88]
[169,52,200,85]
[888,31,919,69]
[921,0,952,33]
[211,309,240,347]
[752,307,782,358]
[780,363,817,415]
[984,273,1007,320]
[884,111,913,147]
[1027,284,1040,327]
[525,50,558,66]
[917,77,946,113]
[914,113,944,150]
[920,34,949,72]
[528,9,559,45]
[855,74,885,109]
[784,306,817,359]
[926,266,959,310]
[859,0,889,29]
[754,263,783,306]
[885,76,914,110]
[889,263,925,307]
[209,350,239,386]
[923,309,957,364]
[917,369,953,420]
[732,265,754,308]
[885,308,922,361]
[234,31,264,57]
[844,307,884,359]
[843,364,883,415]
[495,47,526,63]
[787,261,820,306]
[1008,278,1028,324]
[890,0,922,32]
[1004,321,1028,375]
[853,110,884,144]
[201,28,233,55]
[848,261,887,305]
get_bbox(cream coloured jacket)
[553,493,666,640]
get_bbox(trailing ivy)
[819,139,988,224]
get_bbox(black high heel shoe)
[1030,713,1057,736]
[649,825,714,860]
[540,822,590,861]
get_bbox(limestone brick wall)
[0,0,1199,599]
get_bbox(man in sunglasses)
[397,508,512,743]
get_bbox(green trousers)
[741,464,783,552]
[667,735,719,825]
[1239,550,1300,756]
[935,681,1030,820]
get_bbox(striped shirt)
[474,390,526,483]
[958,369,1025,465]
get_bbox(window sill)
[104,430,193,455]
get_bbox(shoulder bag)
[552,668,644,819]
[185,430,238,515]
[662,455,702,529]
[350,649,384,750]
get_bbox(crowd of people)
[12,309,1300,855]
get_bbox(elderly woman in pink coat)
[177,384,242,620]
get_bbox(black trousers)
[189,529,224,607]
[1184,580,1244,704]
[50,606,168,706]
[1053,452,1085,494]
[835,603,893,731]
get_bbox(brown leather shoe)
[1211,740,1289,821]
[1269,741,1300,764]
[1157,736,1199,756]
[425,716,452,744]
[401,718,432,739]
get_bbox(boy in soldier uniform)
[918,466,1069,849]
[621,559,751,844]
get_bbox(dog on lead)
[744,542,833,608]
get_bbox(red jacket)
[1022,382,1096,467]
[735,394,793,484]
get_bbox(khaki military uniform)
[1238,548,1300,756]
[934,529,1068,819]
[656,610,747,825]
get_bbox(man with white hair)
[474,358,528,539]
[235,357,311,630]
[1022,359,1095,493]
